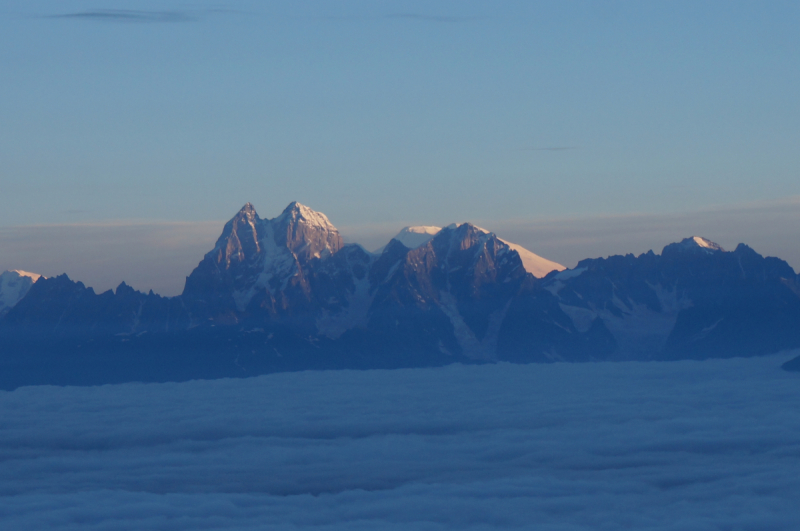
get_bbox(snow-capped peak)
[663,236,725,256]
[1,270,43,315]
[231,202,259,226]
[498,240,566,278]
[690,236,724,251]
[272,202,343,261]
[277,201,337,232]
[393,226,442,250]
[10,270,42,282]
[406,226,442,235]
[467,226,565,278]
[379,224,565,278]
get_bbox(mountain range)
[2,202,799,389]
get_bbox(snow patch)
[375,226,442,253]
[278,201,338,233]
[10,270,42,282]
[384,223,565,278]
[316,275,374,339]
[692,236,723,250]
[666,236,725,254]
[470,225,565,278]
[499,239,565,278]
[230,222,298,311]
[437,291,509,361]
[557,283,692,359]
[555,267,587,280]
[559,303,596,333]
[0,270,42,315]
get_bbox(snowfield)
[2,353,800,530]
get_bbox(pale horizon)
[2,196,798,296]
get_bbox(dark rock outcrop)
[2,204,799,389]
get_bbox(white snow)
[557,283,693,360]
[316,274,374,339]
[436,291,510,360]
[0,270,42,315]
[395,225,441,249]
[675,236,724,253]
[231,222,298,312]
[374,225,442,253]
[278,201,338,232]
[2,353,800,529]
[222,204,343,312]
[10,270,41,282]
[496,238,565,278]
[554,267,587,280]
[472,225,565,277]
[692,235,723,250]
[404,225,441,236]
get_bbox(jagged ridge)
[2,205,799,389]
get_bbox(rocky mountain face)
[4,275,180,336]
[0,270,41,317]
[2,203,799,388]
[540,237,800,361]
[181,201,344,325]
[376,224,566,278]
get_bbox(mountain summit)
[2,202,800,389]
[182,202,344,317]
[663,236,725,256]
[380,225,565,278]
[272,201,343,262]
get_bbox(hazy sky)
[1,1,799,293]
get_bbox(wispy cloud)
[521,146,580,151]
[386,13,487,23]
[44,9,197,23]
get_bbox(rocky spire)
[211,203,263,268]
[272,202,343,262]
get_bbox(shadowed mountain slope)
[2,204,799,388]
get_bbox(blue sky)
[1,1,799,293]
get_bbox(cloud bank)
[1,354,799,529]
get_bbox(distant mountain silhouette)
[2,202,799,389]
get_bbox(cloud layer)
[1,353,799,529]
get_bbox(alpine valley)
[2,202,800,389]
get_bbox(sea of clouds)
[2,353,800,530]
